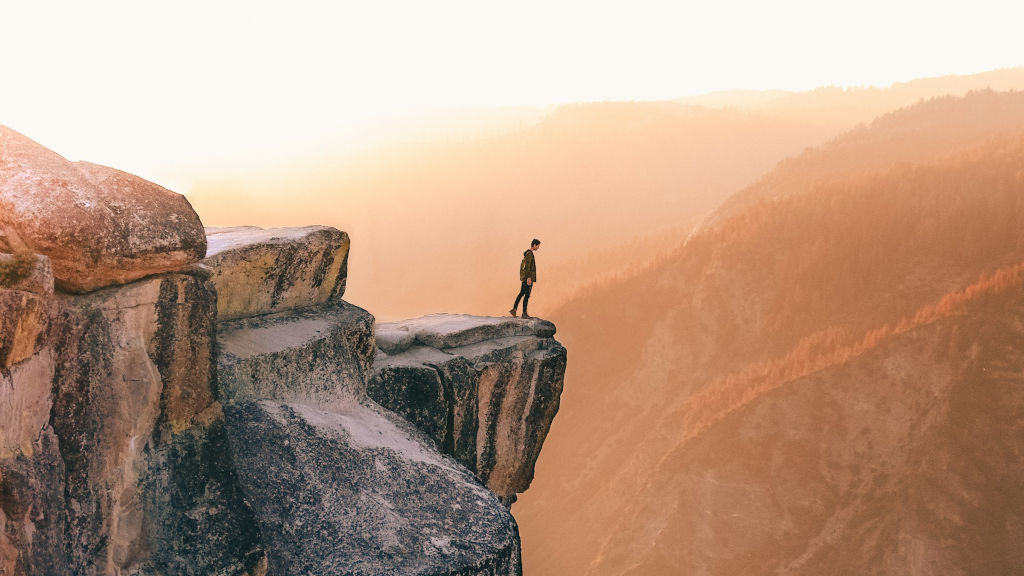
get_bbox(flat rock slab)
[376,314,556,355]
[225,399,522,576]
[0,126,206,293]
[203,226,349,320]
[217,301,375,407]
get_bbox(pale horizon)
[2,0,1023,193]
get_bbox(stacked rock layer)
[0,126,566,576]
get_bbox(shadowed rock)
[217,301,375,407]
[225,399,523,576]
[0,289,48,370]
[203,226,349,320]
[1,273,263,576]
[0,254,53,368]
[370,314,567,504]
[0,252,53,296]
[0,126,206,293]
[216,302,525,575]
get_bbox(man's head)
[531,239,541,251]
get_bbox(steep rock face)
[0,254,53,369]
[0,273,262,576]
[0,126,207,293]
[203,226,349,321]
[214,298,524,576]
[226,399,522,576]
[370,314,567,503]
[1,126,566,576]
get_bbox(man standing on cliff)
[510,239,540,319]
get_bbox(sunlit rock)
[0,126,206,293]
[203,226,349,321]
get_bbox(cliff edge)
[0,126,567,576]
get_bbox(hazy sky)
[1,0,1021,190]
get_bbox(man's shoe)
[509,309,517,318]
[521,313,532,319]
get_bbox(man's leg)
[522,283,533,318]
[511,281,529,316]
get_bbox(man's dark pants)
[513,281,532,315]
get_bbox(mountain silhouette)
[514,90,1024,576]
[187,71,1024,321]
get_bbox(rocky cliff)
[371,315,566,505]
[0,125,567,576]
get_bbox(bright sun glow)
[1,0,1022,190]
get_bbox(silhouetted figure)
[510,239,541,318]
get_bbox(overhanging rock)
[370,314,567,504]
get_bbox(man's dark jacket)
[520,250,537,282]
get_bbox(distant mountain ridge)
[189,70,1024,321]
[677,66,1024,118]
[515,90,1024,576]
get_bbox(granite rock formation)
[226,399,522,576]
[370,315,567,504]
[208,246,525,575]
[203,226,349,320]
[0,130,565,576]
[0,271,262,576]
[0,126,207,293]
[0,254,51,370]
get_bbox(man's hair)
[531,239,541,246]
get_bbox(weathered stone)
[0,289,48,369]
[46,274,219,574]
[217,301,375,407]
[0,126,207,293]
[0,252,53,296]
[375,322,417,355]
[369,315,567,502]
[0,272,262,576]
[0,427,69,576]
[137,404,265,576]
[0,349,54,458]
[203,226,349,320]
[225,399,523,576]
[387,314,556,351]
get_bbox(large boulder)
[203,226,349,320]
[0,126,206,293]
[370,314,567,504]
[225,399,523,576]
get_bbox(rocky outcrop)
[217,301,374,406]
[0,253,54,370]
[0,126,207,293]
[1,272,263,576]
[370,314,567,503]
[211,290,523,575]
[227,399,521,576]
[203,226,349,320]
[0,134,565,576]
[0,252,53,297]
